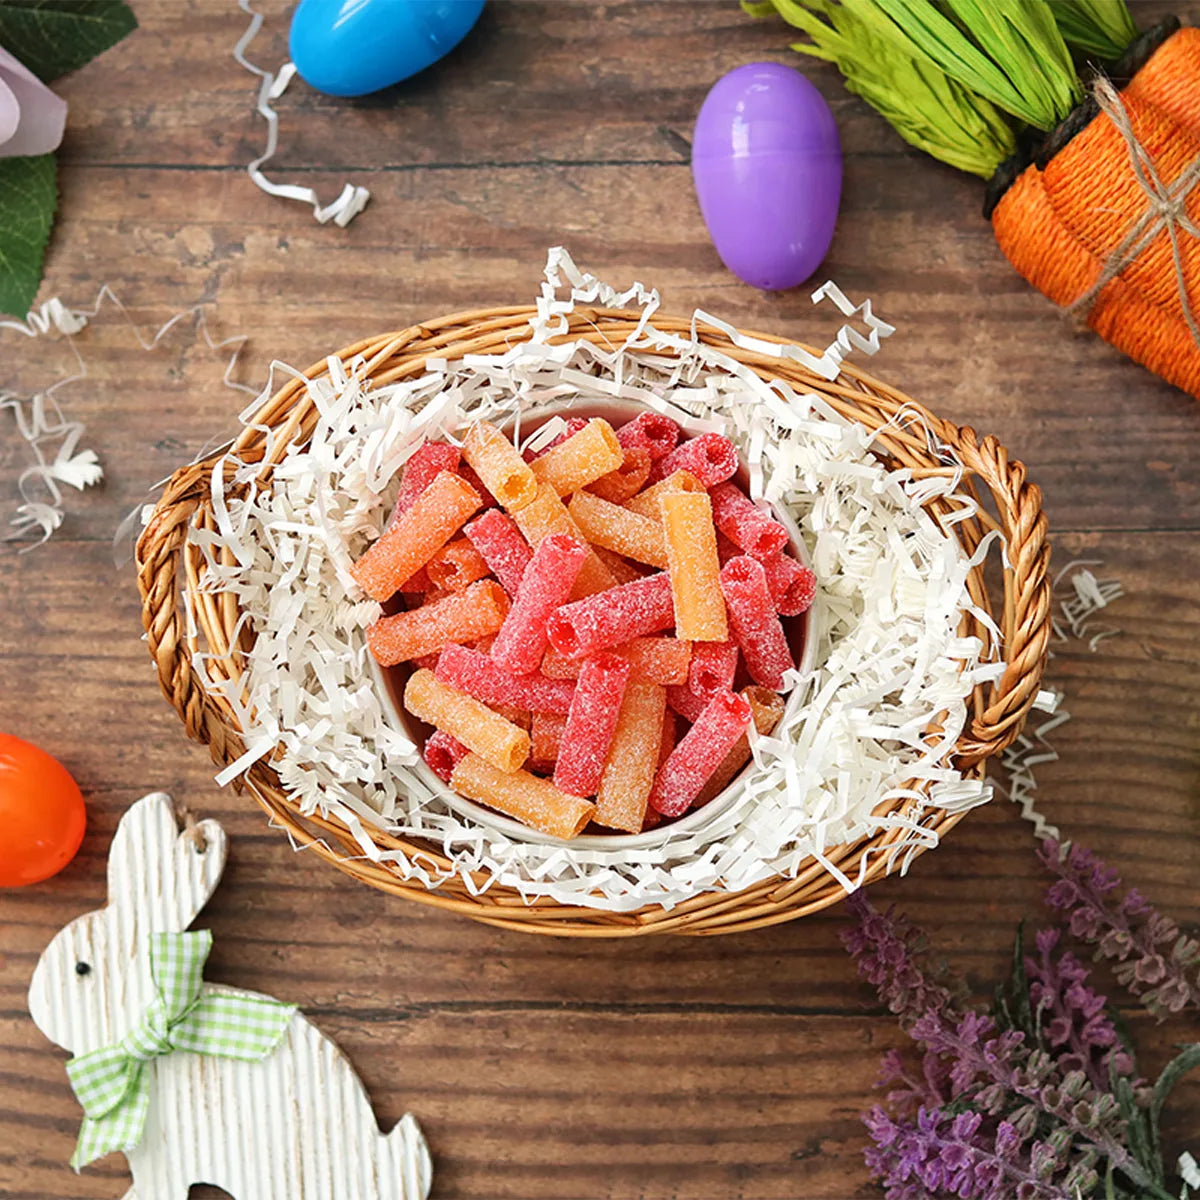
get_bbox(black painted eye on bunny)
[75,962,91,977]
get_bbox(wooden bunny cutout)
[27,792,432,1200]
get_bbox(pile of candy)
[353,412,815,839]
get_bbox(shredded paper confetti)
[186,250,1000,911]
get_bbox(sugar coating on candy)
[624,469,705,521]
[546,572,675,659]
[436,643,577,715]
[687,640,740,702]
[665,683,706,724]
[529,418,623,495]
[649,690,753,818]
[554,652,632,797]
[491,532,588,675]
[350,470,482,602]
[568,490,669,569]
[425,536,491,593]
[720,556,796,689]
[660,490,728,642]
[464,508,532,597]
[648,432,738,487]
[694,686,786,808]
[511,482,617,598]
[541,636,692,686]
[451,752,595,839]
[616,411,681,461]
[423,730,470,783]
[403,668,530,774]
[461,420,538,512]
[595,681,667,833]
[390,441,461,525]
[366,579,509,666]
[530,710,568,771]
[761,552,817,616]
[710,482,789,560]
[587,446,652,504]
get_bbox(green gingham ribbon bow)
[65,930,294,1170]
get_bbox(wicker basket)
[136,305,1052,937]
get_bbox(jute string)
[1065,76,1200,348]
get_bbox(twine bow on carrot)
[1064,76,1200,350]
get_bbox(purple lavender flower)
[1039,839,1200,1019]
[1026,926,1135,1090]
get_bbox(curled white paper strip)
[233,0,370,227]
[186,249,1002,911]
[1,288,252,546]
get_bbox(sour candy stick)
[529,711,568,771]
[350,470,481,602]
[695,686,786,807]
[687,640,740,701]
[523,416,588,462]
[404,669,530,773]
[511,482,616,599]
[649,690,753,817]
[567,490,669,569]
[491,532,587,675]
[541,636,691,686]
[435,643,576,714]
[423,730,470,783]
[647,432,738,487]
[720,556,795,689]
[587,446,652,505]
[460,420,538,512]
[623,469,705,521]
[529,418,624,496]
[665,684,706,723]
[463,508,532,596]
[591,545,645,586]
[595,682,667,833]
[554,652,632,797]
[641,707,676,830]
[425,536,490,593]
[709,481,789,560]
[366,580,509,666]
[615,411,681,461]
[761,553,817,616]
[545,572,675,659]
[389,441,461,524]
[450,753,595,839]
[660,491,728,642]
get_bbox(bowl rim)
[369,396,822,849]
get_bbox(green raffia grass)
[744,0,1138,178]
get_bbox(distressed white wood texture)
[26,793,432,1200]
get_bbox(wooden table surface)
[2,3,1198,1197]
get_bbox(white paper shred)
[0,288,251,547]
[189,249,1001,910]
[233,0,370,226]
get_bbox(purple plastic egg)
[692,62,842,291]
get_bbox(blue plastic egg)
[289,0,485,98]
[692,62,842,291]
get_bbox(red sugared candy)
[464,508,533,597]
[435,643,577,714]
[709,482,789,560]
[554,652,631,797]
[390,442,461,524]
[647,432,738,486]
[616,411,681,461]
[423,730,470,782]
[720,556,795,690]
[491,532,587,675]
[545,572,675,660]
[649,691,753,818]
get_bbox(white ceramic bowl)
[370,400,821,848]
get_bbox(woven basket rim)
[135,303,1052,937]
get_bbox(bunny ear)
[106,793,228,932]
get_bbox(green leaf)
[0,0,137,84]
[1048,0,1138,61]
[1149,1042,1200,1165]
[994,923,1038,1037]
[0,153,57,317]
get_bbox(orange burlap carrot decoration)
[992,28,1200,399]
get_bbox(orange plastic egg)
[0,733,85,886]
